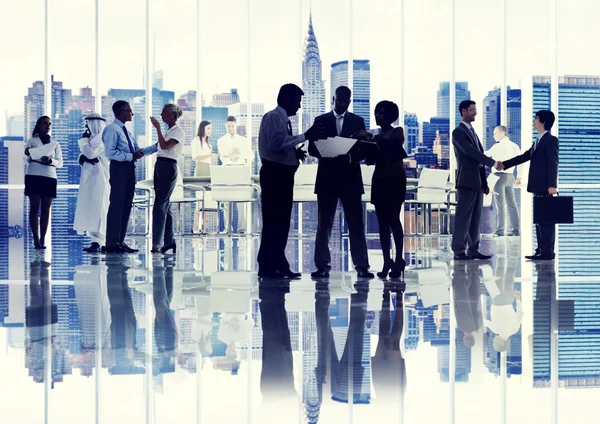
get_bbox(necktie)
[287,121,293,136]
[122,126,136,160]
[533,137,540,152]
[470,126,483,152]
[337,115,344,136]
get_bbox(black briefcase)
[533,195,574,224]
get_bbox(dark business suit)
[308,111,369,271]
[451,123,496,255]
[503,132,559,256]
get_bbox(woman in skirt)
[24,116,63,249]
[361,101,408,279]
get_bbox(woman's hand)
[150,116,161,130]
[357,129,373,138]
[24,148,30,156]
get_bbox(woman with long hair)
[24,116,63,249]
[191,120,213,233]
[150,104,185,254]
[361,101,408,279]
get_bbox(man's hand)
[24,148,30,156]
[548,187,558,195]
[41,156,52,164]
[82,128,91,138]
[295,145,307,163]
[134,150,145,160]
[495,161,504,171]
[305,122,325,141]
[150,116,161,130]
[515,177,521,187]
[230,147,240,161]
[357,129,373,140]
[483,186,490,195]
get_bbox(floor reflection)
[1,236,599,422]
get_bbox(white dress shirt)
[334,110,347,136]
[485,136,523,177]
[484,300,523,341]
[157,124,185,161]
[191,136,213,164]
[258,106,305,166]
[217,133,253,165]
[25,137,64,179]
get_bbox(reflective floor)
[1,233,599,423]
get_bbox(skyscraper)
[211,89,240,107]
[533,75,600,276]
[5,115,24,137]
[330,60,371,128]
[301,13,326,132]
[404,112,419,155]
[436,81,470,119]
[482,87,522,150]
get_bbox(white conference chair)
[405,168,450,235]
[292,163,318,238]
[209,165,260,236]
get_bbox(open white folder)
[29,141,57,160]
[314,136,357,158]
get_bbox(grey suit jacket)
[452,123,496,190]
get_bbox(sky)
[1,0,600,137]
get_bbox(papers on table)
[29,141,57,160]
[313,136,357,158]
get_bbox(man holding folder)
[308,86,373,279]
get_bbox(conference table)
[134,176,455,236]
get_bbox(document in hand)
[29,141,57,160]
[314,136,357,158]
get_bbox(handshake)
[494,161,505,171]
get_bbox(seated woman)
[361,101,408,278]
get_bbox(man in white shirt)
[217,116,253,234]
[485,125,522,236]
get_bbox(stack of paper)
[29,141,57,160]
[313,136,357,158]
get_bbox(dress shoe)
[389,258,406,279]
[161,243,176,254]
[279,269,301,279]
[356,268,374,279]
[105,245,128,254]
[470,252,492,260]
[526,253,555,261]
[258,269,287,279]
[377,259,394,279]
[453,253,472,261]
[83,242,101,253]
[120,243,139,253]
[311,268,330,279]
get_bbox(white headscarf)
[85,113,106,148]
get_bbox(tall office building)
[6,115,24,137]
[404,112,419,155]
[482,86,522,150]
[436,81,470,119]
[533,75,600,275]
[24,76,71,138]
[70,87,95,113]
[50,109,88,279]
[422,117,450,169]
[301,13,326,132]
[152,70,164,90]
[330,60,371,128]
[211,89,240,107]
